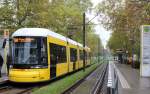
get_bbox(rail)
[62,63,102,94]
[107,61,118,94]
[90,63,108,94]
[0,82,43,94]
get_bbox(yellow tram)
[9,28,91,83]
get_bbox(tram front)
[9,30,49,83]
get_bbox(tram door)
[70,48,77,71]
[73,62,75,70]
[50,43,56,79]
[50,58,56,79]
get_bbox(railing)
[107,61,118,94]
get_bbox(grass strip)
[32,62,101,94]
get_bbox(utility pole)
[83,13,86,71]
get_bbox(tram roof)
[12,28,67,41]
[77,43,83,47]
[12,28,82,46]
[67,38,78,45]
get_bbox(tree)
[97,0,150,56]
[87,31,102,56]
[0,0,101,56]
[0,0,14,28]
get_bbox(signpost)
[140,25,150,77]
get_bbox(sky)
[86,0,112,48]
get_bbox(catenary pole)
[83,13,86,71]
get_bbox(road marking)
[114,63,131,89]
[107,61,113,87]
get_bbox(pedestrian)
[0,53,3,77]
[7,54,11,75]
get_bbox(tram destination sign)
[141,25,150,77]
[14,38,35,43]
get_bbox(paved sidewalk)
[115,62,150,94]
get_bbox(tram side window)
[70,48,77,62]
[80,50,83,60]
[50,43,67,63]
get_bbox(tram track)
[91,63,108,94]
[0,84,33,94]
[0,82,44,94]
[62,63,108,94]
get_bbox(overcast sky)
[87,0,112,48]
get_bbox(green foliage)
[107,31,132,55]
[97,0,150,56]
[87,31,102,56]
[0,0,102,56]
[0,0,14,28]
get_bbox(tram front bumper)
[9,69,41,83]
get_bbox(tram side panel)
[68,43,78,72]
[87,52,91,66]
[76,48,79,70]
[68,46,73,72]
[48,36,68,79]
[79,49,84,69]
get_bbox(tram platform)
[115,62,150,94]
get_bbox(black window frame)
[70,48,77,62]
[50,43,67,64]
[79,50,83,60]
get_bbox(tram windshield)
[11,37,47,68]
